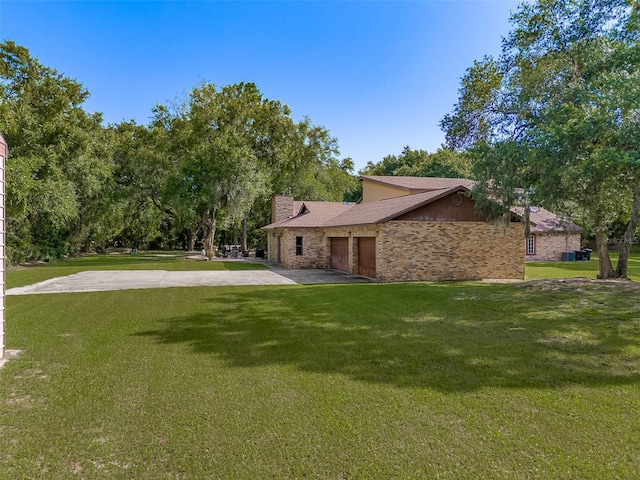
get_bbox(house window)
[526,234,536,255]
[296,236,303,256]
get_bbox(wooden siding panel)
[396,193,484,222]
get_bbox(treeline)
[0,41,357,264]
[360,146,472,179]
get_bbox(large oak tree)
[0,41,112,262]
[441,0,640,279]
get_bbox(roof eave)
[359,175,414,193]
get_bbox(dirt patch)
[517,277,640,293]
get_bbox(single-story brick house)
[359,176,582,261]
[262,176,526,282]
[512,206,582,261]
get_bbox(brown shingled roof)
[511,206,582,233]
[360,175,475,192]
[322,185,470,227]
[263,185,471,230]
[293,201,304,214]
[262,201,356,230]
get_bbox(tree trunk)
[185,228,195,252]
[202,217,217,260]
[242,218,248,252]
[232,228,238,248]
[595,231,616,279]
[616,183,640,278]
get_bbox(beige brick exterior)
[267,221,525,282]
[526,232,581,261]
[272,195,294,223]
[268,228,328,269]
[0,134,5,359]
[379,222,524,281]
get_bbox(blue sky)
[0,0,520,171]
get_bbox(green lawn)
[6,252,267,288]
[526,255,640,282]
[2,273,639,478]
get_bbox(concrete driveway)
[7,268,372,295]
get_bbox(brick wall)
[0,134,5,359]
[267,221,524,282]
[379,221,524,281]
[526,232,581,261]
[268,228,327,269]
[271,195,294,223]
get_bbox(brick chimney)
[272,194,294,223]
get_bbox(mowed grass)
[6,252,266,288]
[2,279,640,479]
[526,255,640,282]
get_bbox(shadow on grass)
[135,282,640,392]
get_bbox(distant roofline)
[319,184,472,228]
[359,175,475,192]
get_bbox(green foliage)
[1,40,113,263]
[441,0,640,278]
[152,82,357,253]
[361,145,472,179]
[1,41,356,260]
[440,57,504,151]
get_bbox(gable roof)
[262,201,356,230]
[323,185,470,227]
[360,175,475,192]
[293,200,304,213]
[264,176,582,233]
[263,185,471,230]
[511,206,582,233]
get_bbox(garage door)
[330,237,349,272]
[358,237,376,278]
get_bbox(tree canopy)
[0,40,112,261]
[149,82,356,258]
[0,41,357,263]
[360,146,472,179]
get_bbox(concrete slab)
[0,350,22,370]
[6,268,372,295]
